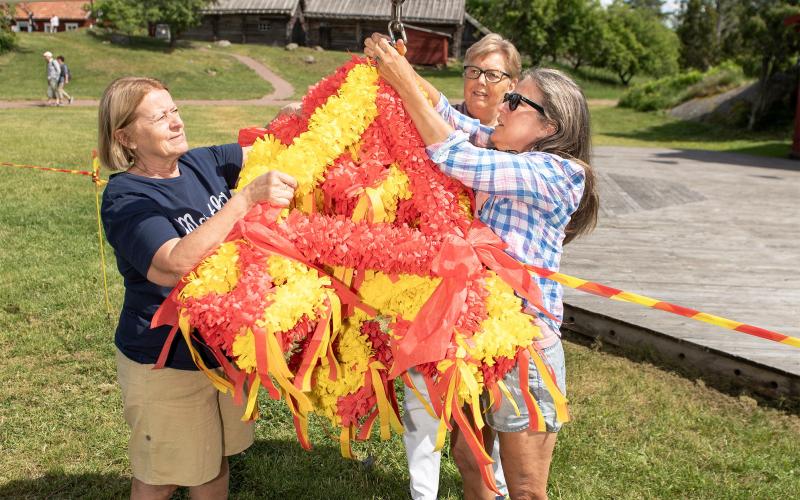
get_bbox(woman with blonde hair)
[456,33,522,126]
[98,77,296,499]
[366,35,598,500]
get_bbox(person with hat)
[43,51,61,106]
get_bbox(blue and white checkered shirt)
[426,95,586,332]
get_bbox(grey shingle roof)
[304,0,465,24]
[203,0,299,15]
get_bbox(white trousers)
[403,369,508,499]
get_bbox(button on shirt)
[426,95,586,333]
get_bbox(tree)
[91,0,147,36]
[676,0,717,70]
[0,2,18,55]
[562,0,607,70]
[145,0,211,46]
[466,0,560,66]
[91,0,210,45]
[624,0,665,17]
[734,1,800,129]
[598,2,680,84]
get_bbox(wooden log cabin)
[182,0,306,45]
[181,0,489,65]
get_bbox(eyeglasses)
[503,92,545,115]
[463,65,511,83]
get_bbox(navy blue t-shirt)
[101,144,243,369]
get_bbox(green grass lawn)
[591,105,792,158]
[1,105,799,498]
[0,30,272,100]
[222,43,355,100]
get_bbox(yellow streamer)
[528,346,570,423]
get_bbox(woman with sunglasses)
[365,34,598,500]
[403,33,521,500]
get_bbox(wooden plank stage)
[559,146,800,397]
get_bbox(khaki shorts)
[116,349,254,486]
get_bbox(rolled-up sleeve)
[434,94,493,148]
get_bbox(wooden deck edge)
[561,303,800,403]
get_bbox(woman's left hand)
[364,34,416,96]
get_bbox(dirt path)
[0,53,296,109]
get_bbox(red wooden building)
[12,1,93,33]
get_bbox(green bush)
[619,62,746,111]
[0,31,15,54]
[684,61,746,99]
[0,16,16,54]
[619,71,704,111]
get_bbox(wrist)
[238,185,255,210]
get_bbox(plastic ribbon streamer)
[2,157,112,316]
[526,265,800,349]
[1,160,107,185]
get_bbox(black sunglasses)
[503,92,545,115]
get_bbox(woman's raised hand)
[243,170,297,208]
[364,34,416,96]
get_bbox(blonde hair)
[97,77,168,171]
[523,68,598,244]
[464,33,522,80]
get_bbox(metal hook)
[388,0,407,45]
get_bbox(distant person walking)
[43,51,60,106]
[49,15,59,33]
[56,55,73,105]
[27,11,33,32]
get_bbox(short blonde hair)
[464,33,522,80]
[97,77,168,171]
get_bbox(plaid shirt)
[426,95,586,332]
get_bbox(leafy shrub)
[0,14,16,54]
[619,62,747,111]
[619,71,704,111]
[683,61,746,100]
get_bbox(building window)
[258,22,270,32]
[65,23,79,31]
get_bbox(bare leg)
[130,457,229,500]
[130,479,177,500]
[450,426,497,500]
[189,457,230,500]
[498,430,557,500]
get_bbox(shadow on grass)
[86,29,182,54]
[0,472,129,499]
[562,332,800,416]
[0,438,416,499]
[229,438,411,498]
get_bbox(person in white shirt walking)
[43,51,61,106]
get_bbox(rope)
[1,157,112,317]
[526,264,800,349]
[0,161,108,186]
[92,154,113,317]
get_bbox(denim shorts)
[484,339,567,433]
